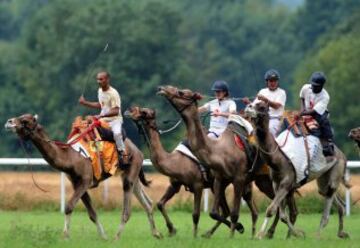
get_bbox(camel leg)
[229,180,245,238]
[114,176,134,240]
[63,179,91,239]
[256,183,294,239]
[81,191,107,240]
[317,194,334,238]
[243,183,258,239]
[133,180,162,239]
[201,189,234,238]
[192,187,202,238]
[157,183,181,236]
[285,191,298,239]
[209,180,244,233]
[333,194,349,239]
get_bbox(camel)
[349,127,360,149]
[125,106,255,237]
[5,114,162,240]
[157,85,297,238]
[245,101,349,239]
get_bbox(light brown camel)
[349,127,360,150]
[245,101,349,239]
[125,106,252,237]
[157,85,297,238]
[5,114,162,240]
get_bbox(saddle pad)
[228,114,253,135]
[276,130,333,185]
[175,143,200,163]
[71,142,90,158]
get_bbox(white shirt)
[299,84,329,115]
[253,88,286,117]
[201,98,237,134]
[98,86,123,122]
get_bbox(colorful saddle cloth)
[68,116,118,180]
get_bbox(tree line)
[0,0,359,159]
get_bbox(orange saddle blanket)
[68,116,118,180]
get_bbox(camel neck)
[145,122,168,167]
[181,105,209,151]
[255,117,281,170]
[30,128,72,171]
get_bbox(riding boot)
[322,139,337,165]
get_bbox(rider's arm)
[79,95,101,109]
[99,107,120,118]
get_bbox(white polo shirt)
[299,84,329,115]
[201,98,237,134]
[253,88,286,118]
[98,86,123,122]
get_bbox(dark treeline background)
[1,0,359,159]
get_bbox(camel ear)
[34,114,39,121]
[194,92,203,100]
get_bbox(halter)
[134,117,158,151]
[165,88,200,114]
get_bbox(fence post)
[60,172,65,213]
[345,168,351,216]
[203,188,209,212]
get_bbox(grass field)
[0,211,359,248]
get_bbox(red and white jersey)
[300,84,329,115]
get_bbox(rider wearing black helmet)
[300,71,335,160]
[198,80,237,139]
[243,69,287,136]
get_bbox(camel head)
[244,101,270,127]
[349,127,360,148]
[5,114,39,139]
[124,106,156,121]
[157,85,203,113]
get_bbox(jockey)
[300,71,335,161]
[79,71,127,164]
[198,80,237,139]
[243,69,287,137]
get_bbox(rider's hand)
[94,114,103,119]
[78,95,86,105]
[257,94,268,103]
[212,109,220,117]
[241,97,251,104]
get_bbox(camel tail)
[139,167,151,187]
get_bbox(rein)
[18,137,49,193]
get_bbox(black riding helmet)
[211,80,229,96]
[309,71,326,86]
[264,69,280,81]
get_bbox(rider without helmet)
[211,80,230,96]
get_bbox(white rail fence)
[0,158,358,215]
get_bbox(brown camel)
[349,127,360,149]
[245,101,349,239]
[157,85,297,238]
[125,106,253,237]
[5,114,162,240]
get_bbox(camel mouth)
[157,86,169,97]
[4,119,17,132]
[123,110,132,118]
[244,104,257,118]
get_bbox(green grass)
[0,210,359,248]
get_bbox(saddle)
[68,116,127,181]
[280,111,320,137]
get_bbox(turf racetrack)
[0,211,359,248]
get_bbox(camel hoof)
[168,228,177,237]
[201,231,213,239]
[63,231,70,240]
[235,222,245,234]
[338,231,350,239]
[255,231,266,240]
[292,228,305,239]
[265,231,274,239]
[153,231,163,239]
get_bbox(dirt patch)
[0,172,358,209]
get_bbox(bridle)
[164,88,200,114]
